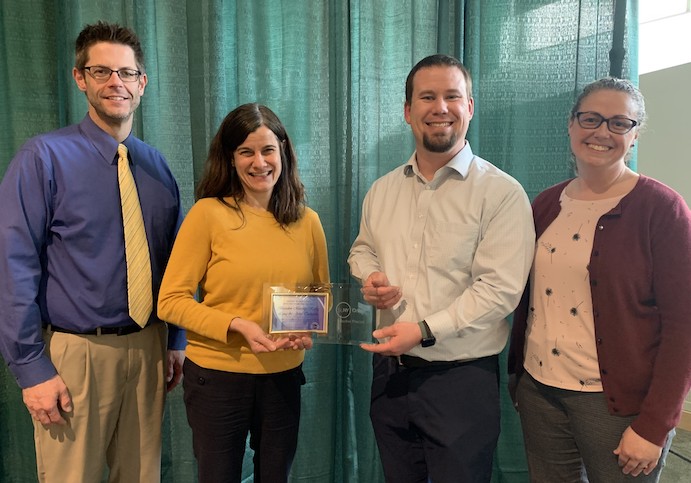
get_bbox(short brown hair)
[405,54,473,105]
[74,21,145,71]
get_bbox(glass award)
[315,283,375,345]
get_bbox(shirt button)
[601,369,608,375]
[198,377,205,385]
[590,280,598,286]
[593,250,599,256]
[596,338,603,344]
[598,225,604,230]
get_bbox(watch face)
[421,337,436,347]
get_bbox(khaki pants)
[34,323,167,483]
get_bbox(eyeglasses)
[575,111,638,135]
[83,66,142,83]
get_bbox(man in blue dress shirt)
[0,21,185,483]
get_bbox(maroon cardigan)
[508,175,691,447]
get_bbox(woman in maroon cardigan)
[508,78,691,483]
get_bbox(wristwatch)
[418,320,436,347]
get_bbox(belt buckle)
[396,355,403,366]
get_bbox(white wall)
[638,63,691,417]
[638,62,691,204]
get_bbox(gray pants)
[516,373,674,483]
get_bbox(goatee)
[423,133,457,153]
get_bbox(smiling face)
[568,89,639,171]
[233,125,283,209]
[404,65,474,160]
[73,41,147,138]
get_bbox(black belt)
[44,323,144,336]
[397,354,487,369]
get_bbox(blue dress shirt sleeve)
[0,146,59,388]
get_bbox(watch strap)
[418,320,431,339]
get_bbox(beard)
[422,131,458,153]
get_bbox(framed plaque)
[268,289,329,334]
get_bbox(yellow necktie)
[117,144,153,327]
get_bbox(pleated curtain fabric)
[0,2,639,482]
[117,143,153,327]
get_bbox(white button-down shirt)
[349,143,535,361]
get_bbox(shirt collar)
[404,141,475,179]
[78,114,133,165]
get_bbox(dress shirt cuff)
[13,356,59,390]
[166,324,187,351]
[349,260,379,285]
[423,310,456,341]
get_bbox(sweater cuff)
[630,414,674,448]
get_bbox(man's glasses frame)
[83,66,142,83]
[574,111,638,135]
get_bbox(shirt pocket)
[427,221,479,272]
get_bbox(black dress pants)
[370,354,500,483]
[183,358,305,483]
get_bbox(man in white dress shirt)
[348,54,535,483]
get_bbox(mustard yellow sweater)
[158,198,330,374]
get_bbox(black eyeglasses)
[83,66,142,83]
[575,111,638,135]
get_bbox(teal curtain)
[0,1,637,482]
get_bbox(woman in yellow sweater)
[158,103,329,483]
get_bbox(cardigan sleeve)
[629,186,691,446]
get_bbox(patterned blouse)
[524,189,624,392]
